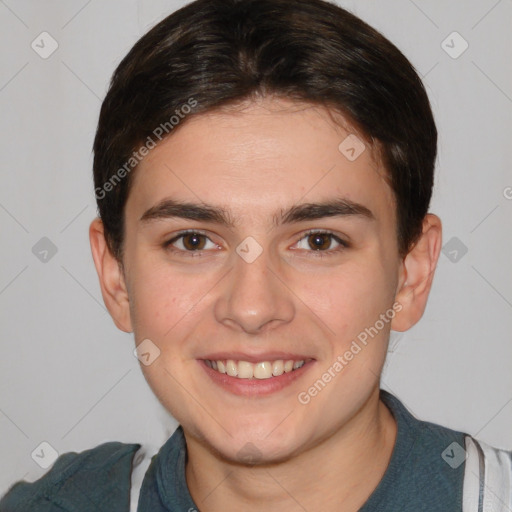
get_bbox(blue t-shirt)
[0,389,466,511]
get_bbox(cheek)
[129,260,205,341]
[296,261,392,336]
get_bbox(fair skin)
[90,96,442,511]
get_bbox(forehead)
[126,96,394,224]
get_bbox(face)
[117,97,406,463]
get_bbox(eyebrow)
[139,197,375,227]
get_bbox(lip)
[198,357,316,397]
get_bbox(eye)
[293,230,349,253]
[164,230,219,253]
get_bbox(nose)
[214,246,295,334]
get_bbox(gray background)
[0,0,511,492]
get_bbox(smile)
[204,359,311,380]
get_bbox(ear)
[391,213,442,332]
[89,217,133,333]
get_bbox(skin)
[90,95,442,511]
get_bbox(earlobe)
[89,217,133,333]
[391,214,442,332]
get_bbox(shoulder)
[381,389,468,458]
[463,435,512,510]
[378,390,512,508]
[0,441,140,512]
[378,390,467,506]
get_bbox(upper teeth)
[205,359,306,379]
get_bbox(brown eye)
[182,233,207,250]
[307,233,332,250]
[293,231,348,254]
[164,231,217,253]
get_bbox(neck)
[185,387,397,512]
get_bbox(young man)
[2,0,511,510]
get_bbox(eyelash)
[296,229,350,256]
[163,229,349,258]
[163,229,218,257]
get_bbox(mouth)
[199,355,315,396]
[203,358,313,380]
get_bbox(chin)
[219,437,300,466]
[197,420,308,466]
